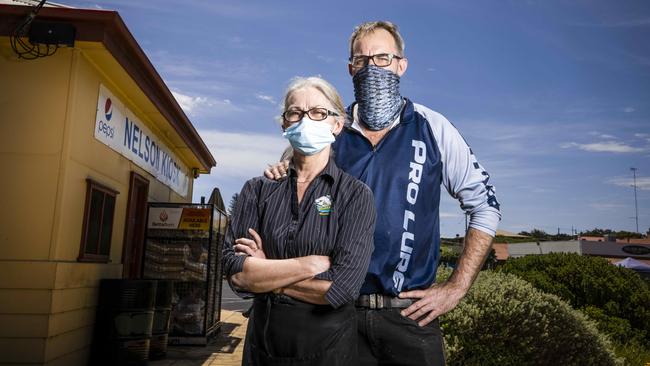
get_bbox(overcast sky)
[62,0,650,236]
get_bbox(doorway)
[122,171,149,278]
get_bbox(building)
[580,240,650,265]
[0,3,216,365]
[506,241,581,259]
[496,240,650,267]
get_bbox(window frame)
[78,178,119,263]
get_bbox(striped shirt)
[222,158,376,308]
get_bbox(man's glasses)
[282,107,339,123]
[349,53,403,68]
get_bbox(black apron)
[242,294,357,366]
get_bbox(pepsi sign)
[94,84,189,196]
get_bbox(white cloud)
[634,133,650,143]
[608,177,650,191]
[171,90,209,114]
[171,90,238,116]
[588,131,616,139]
[198,129,288,179]
[623,107,636,113]
[561,141,644,153]
[256,94,276,104]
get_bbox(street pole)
[631,167,639,233]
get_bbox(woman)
[222,76,376,365]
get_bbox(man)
[267,21,501,365]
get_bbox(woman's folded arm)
[230,255,330,293]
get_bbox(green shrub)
[439,245,461,267]
[499,253,650,346]
[611,339,650,366]
[439,269,622,366]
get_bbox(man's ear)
[397,57,408,77]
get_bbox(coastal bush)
[439,269,622,366]
[499,253,650,344]
[499,253,650,364]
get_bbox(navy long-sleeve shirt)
[335,99,501,295]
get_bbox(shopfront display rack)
[143,203,227,345]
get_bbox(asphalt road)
[219,279,252,312]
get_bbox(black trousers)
[356,308,446,366]
[242,296,357,366]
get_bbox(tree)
[529,228,549,239]
[581,228,611,236]
[580,228,643,239]
[227,193,239,216]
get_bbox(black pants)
[243,296,357,366]
[356,308,446,366]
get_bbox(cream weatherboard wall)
[0,38,195,365]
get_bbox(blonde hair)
[279,76,347,124]
[349,21,405,58]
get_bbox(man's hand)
[399,228,493,327]
[398,281,466,327]
[264,160,290,180]
[234,228,266,259]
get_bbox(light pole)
[631,167,639,233]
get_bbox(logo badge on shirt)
[314,195,332,216]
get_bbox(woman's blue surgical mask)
[353,64,403,131]
[282,118,335,156]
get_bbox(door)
[122,172,149,278]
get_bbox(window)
[79,179,119,262]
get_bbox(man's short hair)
[349,21,405,58]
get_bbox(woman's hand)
[305,255,331,275]
[234,228,266,259]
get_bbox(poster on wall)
[147,207,211,231]
[94,84,190,197]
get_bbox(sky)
[60,0,650,237]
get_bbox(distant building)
[581,240,650,265]
[506,241,581,258]
[496,229,529,238]
[578,236,607,242]
[495,240,650,267]
[616,238,650,245]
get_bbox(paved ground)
[220,279,253,312]
[150,280,251,366]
